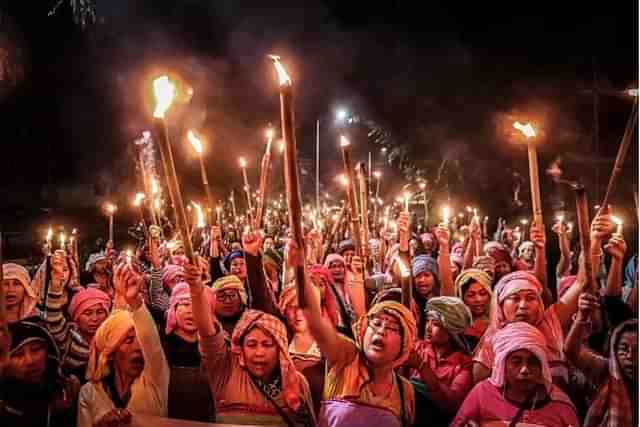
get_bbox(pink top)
[411,340,473,414]
[451,380,579,427]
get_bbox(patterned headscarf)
[2,263,38,319]
[455,268,493,320]
[426,297,472,352]
[165,282,192,335]
[484,241,512,266]
[211,275,247,305]
[472,255,496,283]
[68,288,111,323]
[584,319,637,427]
[323,253,346,269]
[86,310,135,382]
[85,252,108,273]
[353,301,417,368]
[232,310,302,411]
[489,321,552,394]
[370,288,421,324]
[161,265,184,289]
[491,271,544,328]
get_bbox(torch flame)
[105,203,117,214]
[442,206,450,224]
[266,127,275,141]
[268,55,291,86]
[46,227,53,242]
[150,177,160,195]
[133,192,145,207]
[192,201,206,228]
[340,135,351,147]
[513,121,536,139]
[59,232,66,247]
[239,157,247,168]
[627,88,639,97]
[337,174,349,187]
[187,130,203,154]
[152,75,176,118]
[373,171,381,179]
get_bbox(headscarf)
[337,239,356,256]
[490,321,552,394]
[86,310,135,382]
[224,250,245,271]
[323,253,346,269]
[85,252,107,273]
[2,263,38,319]
[584,319,637,427]
[353,301,417,368]
[426,297,472,352]
[161,265,184,289]
[169,240,185,256]
[484,241,512,266]
[9,316,59,361]
[518,241,535,258]
[455,268,492,300]
[420,232,439,255]
[491,271,544,328]
[211,275,247,305]
[232,310,303,411]
[68,288,111,323]
[370,287,421,326]
[472,255,496,283]
[411,255,438,279]
[165,282,192,335]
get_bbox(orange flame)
[187,130,203,154]
[152,75,176,118]
[46,227,53,242]
[340,135,351,147]
[513,121,536,139]
[239,157,247,168]
[132,192,145,207]
[269,55,291,86]
[337,174,349,187]
[192,201,206,228]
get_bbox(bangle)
[572,313,591,324]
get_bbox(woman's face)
[505,349,542,394]
[113,328,145,380]
[328,260,346,282]
[286,306,309,334]
[414,272,434,297]
[76,303,109,338]
[230,258,247,281]
[3,279,25,309]
[215,289,243,318]
[425,318,449,346]
[242,327,279,382]
[463,282,491,318]
[501,290,541,324]
[165,272,184,291]
[616,330,638,381]
[176,301,196,332]
[363,313,403,367]
[8,340,48,384]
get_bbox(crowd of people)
[0,204,637,427]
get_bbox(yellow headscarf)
[86,310,135,382]
[353,301,417,368]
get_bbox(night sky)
[0,1,637,255]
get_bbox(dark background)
[0,1,637,263]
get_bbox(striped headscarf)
[211,275,247,305]
[353,301,417,368]
[232,310,302,411]
[472,255,496,283]
[584,319,637,427]
[489,321,553,394]
[86,310,135,382]
[2,263,38,320]
[68,288,111,323]
[455,268,493,320]
[426,297,472,352]
[491,271,544,328]
[161,264,184,288]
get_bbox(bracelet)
[572,313,591,324]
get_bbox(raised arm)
[530,221,551,306]
[114,263,169,391]
[434,224,454,297]
[243,232,279,317]
[552,222,572,279]
[345,255,367,318]
[604,233,626,297]
[209,226,225,282]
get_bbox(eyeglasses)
[217,291,239,302]
[367,316,402,336]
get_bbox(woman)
[453,322,579,426]
[77,263,169,427]
[406,297,473,426]
[454,268,492,350]
[210,275,248,337]
[473,270,582,389]
[0,317,80,427]
[185,258,316,426]
[565,298,638,427]
[302,244,417,426]
[2,263,39,322]
[279,285,322,369]
[64,288,111,381]
[411,254,440,337]
[163,282,202,367]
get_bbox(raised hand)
[530,221,546,250]
[434,224,450,248]
[114,263,143,309]
[286,240,305,269]
[591,208,615,242]
[351,255,364,276]
[183,256,203,291]
[576,292,600,322]
[242,231,262,257]
[604,233,627,261]
[398,211,411,252]
[95,408,132,427]
[552,221,568,236]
